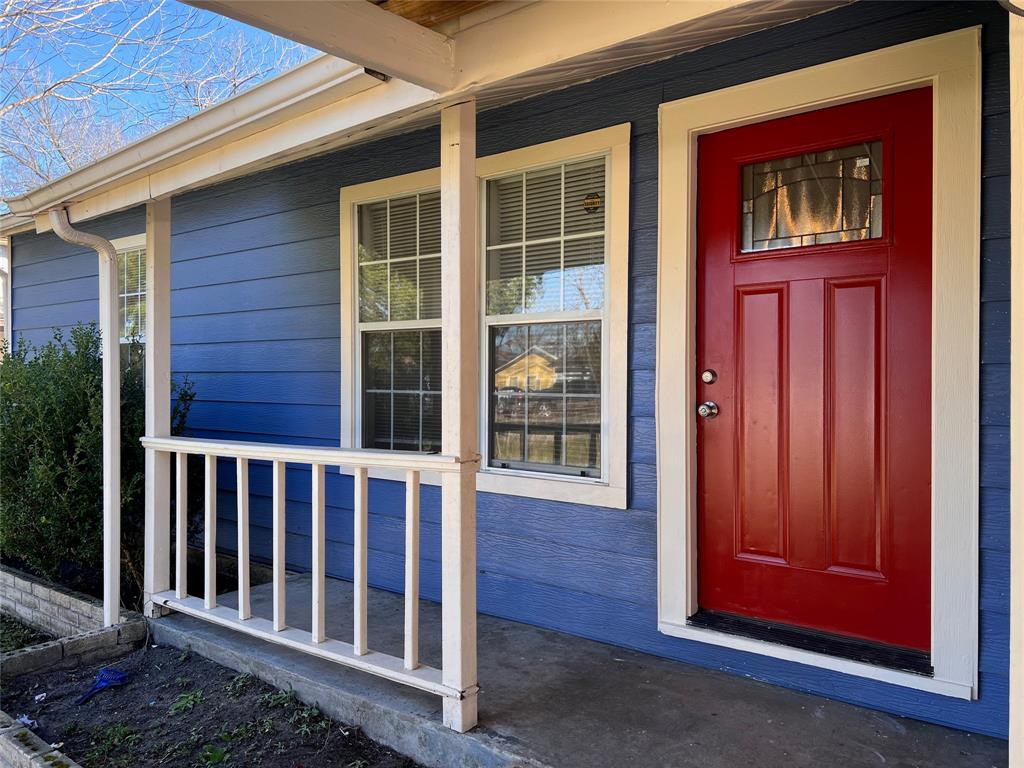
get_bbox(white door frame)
[655,28,981,699]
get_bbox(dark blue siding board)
[171,203,338,261]
[172,339,339,372]
[981,364,1010,426]
[13,275,99,309]
[184,372,340,405]
[172,271,340,317]
[980,549,1010,615]
[629,227,658,277]
[629,324,656,370]
[13,300,100,333]
[983,47,1010,115]
[629,416,657,465]
[981,176,1011,240]
[982,113,1010,178]
[186,401,339,441]
[981,426,1010,490]
[171,305,340,345]
[629,274,658,324]
[980,610,1010,674]
[630,178,659,230]
[10,1,1010,738]
[981,301,1010,364]
[172,238,338,289]
[981,487,1010,552]
[629,369,655,418]
[14,251,100,288]
[629,463,657,512]
[982,239,1011,301]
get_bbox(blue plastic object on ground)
[76,668,128,704]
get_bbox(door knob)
[697,401,719,419]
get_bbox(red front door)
[696,88,932,652]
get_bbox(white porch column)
[143,198,173,616]
[439,99,480,733]
[0,237,11,352]
[1008,10,1022,767]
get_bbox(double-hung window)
[355,190,443,452]
[483,158,607,478]
[111,235,147,343]
[341,124,630,507]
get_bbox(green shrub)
[0,323,195,609]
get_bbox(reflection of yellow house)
[494,348,558,391]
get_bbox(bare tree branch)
[0,0,312,205]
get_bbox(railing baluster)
[404,469,420,670]
[141,436,470,728]
[236,457,251,620]
[353,466,368,655]
[204,453,217,610]
[311,463,326,643]
[176,452,188,599]
[272,460,286,631]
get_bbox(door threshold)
[687,610,932,676]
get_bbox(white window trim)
[111,233,147,343]
[656,28,981,699]
[341,123,630,508]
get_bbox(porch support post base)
[142,602,171,619]
[442,688,479,734]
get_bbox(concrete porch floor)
[149,574,1007,768]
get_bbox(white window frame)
[656,28,981,699]
[341,124,630,508]
[111,233,147,343]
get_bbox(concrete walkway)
[150,575,1007,768]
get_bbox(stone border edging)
[0,621,147,682]
[0,709,83,768]
[0,565,123,638]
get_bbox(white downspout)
[47,208,121,627]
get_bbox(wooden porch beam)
[143,199,172,616]
[439,99,479,733]
[186,0,455,92]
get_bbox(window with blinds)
[484,156,607,478]
[119,246,146,342]
[356,191,442,451]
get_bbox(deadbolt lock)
[701,369,718,384]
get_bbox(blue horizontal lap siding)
[9,207,145,348]
[8,1,1010,738]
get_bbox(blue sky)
[0,1,315,206]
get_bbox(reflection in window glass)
[362,329,441,452]
[119,247,146,342]
[356,192,443,322]
[490,321,601,476]
[485,158,606,316]
[741,140,882,252]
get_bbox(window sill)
[338,464,627,509]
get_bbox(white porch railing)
[140,435,478,718]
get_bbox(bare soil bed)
[1,643,423,768]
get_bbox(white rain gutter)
[47,208,121,627]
